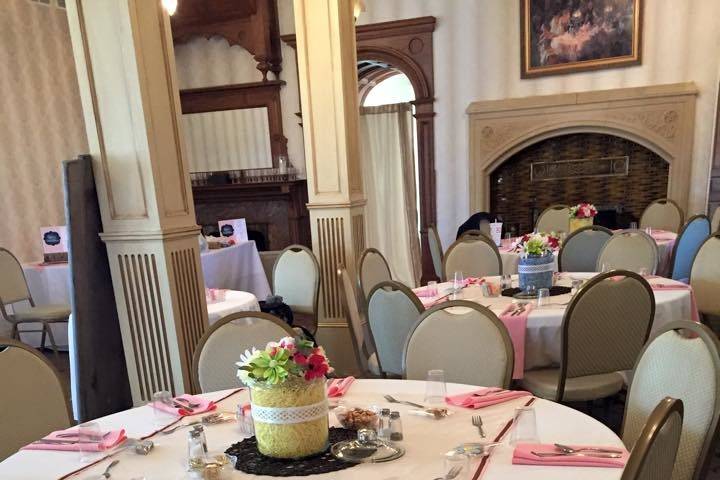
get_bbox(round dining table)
[0,379,626,480]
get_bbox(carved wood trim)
[179,81,288,166]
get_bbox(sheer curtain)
[359,103,421,286]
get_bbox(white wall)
[180,0,720,248]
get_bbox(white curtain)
[359,103,421,287]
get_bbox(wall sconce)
[162,0,177,15]
[353,0,365,22]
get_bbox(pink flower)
[304,354,329,380]
[293,353,308,366]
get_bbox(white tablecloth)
[17,241,271,348]
[207,290,260,325]
[0,379,624,480]
[419,273,695,372]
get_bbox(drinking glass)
[78,421,102,463]
[524,284,536,297]
[571,278,584,295]
[452,272,464,300]
[630,221,638,230]
[537,288,550,306]
[509,406,539,445]
[645,226,653,237]
[152,390,174,426]
[424,369,447,405]
[426,280,438,297]
[442,451,470,480]
[501,274,513,290]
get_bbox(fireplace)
[490,133,669,234]
[468,83,698,222]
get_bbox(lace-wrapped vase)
[249,377,329,459]
[518,253,555,291]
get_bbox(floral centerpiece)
[237,337,332,459]
[569,203,598,232]
[514,233,559,291]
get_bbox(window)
[362,74,415,107]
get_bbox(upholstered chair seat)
[669,215,711,282]
[559,225,612,272]
[640,198,684,232]
[597,230,658,274]
[272,245,320,333]
[521,368,624,402]
[357,248,393,301]
[536,204,571,233]
[442,236,502,281]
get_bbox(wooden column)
[293,0,365,374]
[66,0,207,403]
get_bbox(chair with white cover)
[640,198,684,233]
[596,230,659,275]
[357,248,392,301]
[443,235,502,281]
[536,204,571,233]
[0,248,70,358]
[669,215,710,282]
[403,300,513,388]
[711,206,720,233]
[0,338,71,460]
[366,281,424,377]
[192,311,295,392]
[622,321,720,480]
[621,397,684,480]
[272,245,320,333]
[427,225,443,280]
[689,233,720,321]
[520,271,654,402]
[337,266,381,377]
[558,225,612,272]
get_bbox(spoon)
[554,443,624,454]
[100,460,119,479]
[532,451,622,458]
[161,413,227,434]
[383,394,425,409]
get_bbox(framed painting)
[520,0,642,78]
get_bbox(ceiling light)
[162,0,177,15]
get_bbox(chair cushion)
[520,368,624,402]
[12,305,71,322]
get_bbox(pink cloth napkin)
[445,387,532,409]
[149,394,217,416]
[22,428,127,452]
[327,377,355,397]
[651,282,701,322]
[499,303,533,379]
[650,230,677,242]
[512,443,628,468]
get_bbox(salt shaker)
[187,429,207,470]
[378,408,391,440]
[192,424,208,453]
[389,411,403,441]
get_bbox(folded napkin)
[512,443,628,468]
[651,282,700,323]
[149,394,217,416]
[446,387,531,409]
[327,377,355,397]
[650,230,677,242]
[415,287,437,298]
[499,303,533,379]
[22,428,126,452]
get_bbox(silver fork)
[471,415,486,438]
[433,465,462,480]
[383,394,425,409]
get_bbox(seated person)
[456,212,498,239]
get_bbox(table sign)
[40,225,68,263]
[218,218,248,245]
[490,221,503,246]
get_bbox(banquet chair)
[0,248,70,359]
[669,215,711,282]
[640,198,684,233]
[459,229,491,241]
[443,235,502,281]
[596,230,659,275]
[272,245,320,334]
[689,233,720,321]
[0,338,71,461]
[558,225,612,272]
[357,248,392,301]
[403,300,513,388]
[520,271,654,402]
[192,311,295,392]
[711,206,720,233]
[621,397,684,480]
[535,204,571,233]
[337,265,381,377]
[367,281,424,377]
[427,225,443,280]
[622,321,720,480]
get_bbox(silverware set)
[383,394,426,409]
[509,304,528,316]
[530,443,624,458]
[161,412,230,435]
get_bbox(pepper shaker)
[378,408,391,440]
[389,411,403,441]
[192,424,208,453]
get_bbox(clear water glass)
[509,406,539,445]
[452,272,464,300]
[501,274,513,290]
[525,284,536,297]
[537,288,550,306]
[645,226,653,236]
[630,221,638,230]
[152,390,174,426]
[78,421,101,463]
[442,450,470,480]
[427,280,438,297]
[424,369,447,405]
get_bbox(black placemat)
[501,286,571,298]
[227,427,359,477]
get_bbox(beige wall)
[0,0,87,262]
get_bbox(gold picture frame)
[520,0,642,78]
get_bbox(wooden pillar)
[293,0,365,374]
[66,0,207,403]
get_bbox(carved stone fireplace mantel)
[468,83,698,213]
